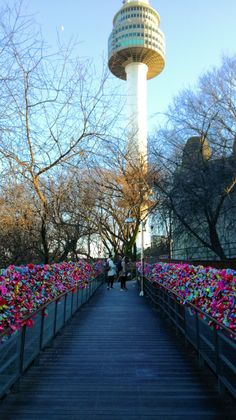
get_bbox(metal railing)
[141,277,236,399]
[0,274,104,399]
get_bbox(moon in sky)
[61,25,64,31]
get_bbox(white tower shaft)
[125,62,148,162]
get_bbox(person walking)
[106,255,117,290]
[119,256,128,291]
[116,254,123,276]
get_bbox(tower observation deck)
[108,0,165,81]
[108,0,165,161]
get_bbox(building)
[172,136,236,260]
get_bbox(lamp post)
[139,220,145,296]
[124,217,145,297]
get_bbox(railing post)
[64,294,67,323]
[19,325,26,375]
[214,328,225,395]
[40,309,45,350]
[174,299,178,334]
[76,286,79,309]
[53,300,58,335]
[71,291,74,316]
[156,285,160,310]
[183,306,187,346]
[12,326,26,393]
[195,311,204,368]
[167,293,171,317]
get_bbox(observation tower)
[108,0,165,160]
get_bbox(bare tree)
[164,55,236,155]
[0,178,42,266]
[0,1,115,263]
[46,169,100,261]
[84,140,157,258]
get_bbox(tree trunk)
[41,213,49,264]
[208,223,227,260]
[87,232,91,258]
[59,238,78,262]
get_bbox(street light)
[124,217,145,297]
[139,220,145,296]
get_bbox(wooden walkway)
[0,280,235,419]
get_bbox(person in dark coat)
[119,256,128,291]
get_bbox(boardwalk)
[0,280,235,419]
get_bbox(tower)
[108,0,165,161]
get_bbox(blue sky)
[26,0,236,133]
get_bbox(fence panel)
[0,333,21,397]
[55,297,66,333]
[23,313,42,370]
[65,293,72,322]
[41,301,56,348]
[0,276,103,399]
[218,332,236,396]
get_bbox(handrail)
[146,277,236,339]
[0,280,90,340]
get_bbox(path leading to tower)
[0,280,235,419]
